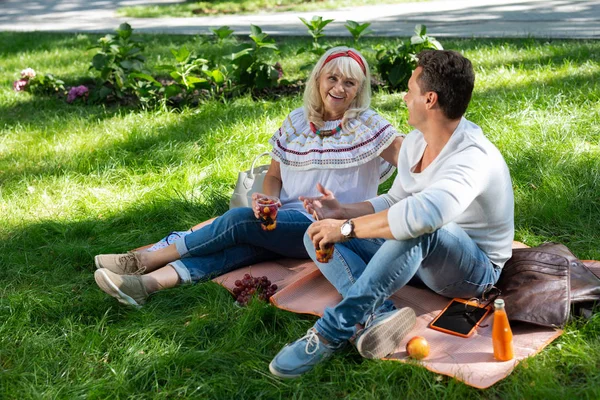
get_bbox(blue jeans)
[171,208,311,283]
[305,222,502,344]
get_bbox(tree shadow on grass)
[0,94,129,131]
[0,32,100,58]
[0,195,229,323]
[479,62,600,99]
[0,28,207,58]
[470,61,600,142]
[507,143,600,258]
[443,38,600,71]
[0,96,297,190]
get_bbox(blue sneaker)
[269,328,344,378]
[355,307,416,359]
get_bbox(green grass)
[1,32,599,398]
[117,0,430,18]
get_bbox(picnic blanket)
[142,220,600,389]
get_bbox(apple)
[406,336,430,360]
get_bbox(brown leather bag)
[495,242,600,328]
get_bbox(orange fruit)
[263,206,271,214]
[406,336,430,360]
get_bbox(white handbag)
[229,152,271,209]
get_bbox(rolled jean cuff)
[314,319,345,346]
[174,236,190,258]
[170,260,192,284]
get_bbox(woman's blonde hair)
[303,46,371,130]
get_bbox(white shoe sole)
[94,269,141,308]
[268,360,302,379]
[94,255,102,270]
[356,307,416,359]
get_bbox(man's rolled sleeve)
[367,194,395,213]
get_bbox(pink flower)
[67,85,89,103]
[20,68,36,79]
[13,79,28,92]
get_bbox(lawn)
[1,32,599,398]
[117,0,430,18]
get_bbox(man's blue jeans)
[303,222,502,344]
[171,208,311,283]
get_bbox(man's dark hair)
[416,50,475,120]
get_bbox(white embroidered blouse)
[269,107,400,217]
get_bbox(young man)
[269,50,515,378]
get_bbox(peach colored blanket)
[214,259,599,389]
[146,220,600,389]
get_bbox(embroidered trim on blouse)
[269,108,400,175]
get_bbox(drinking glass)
[257,196,279,231]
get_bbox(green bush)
[19,21,445,106]
[26,73,65,95]
[376,24,443,91]
[89,22,147,99]
[230,25,282,91]
[345,20,372,49]
[298,15,334,57]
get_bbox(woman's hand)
[251,192,281,219]
[299,183,344,220]
[251,192,265,218]
[307,219,345,250]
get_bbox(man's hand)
[299,183,344,220]
[307,219,345,250]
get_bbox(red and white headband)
[321,50,367,75]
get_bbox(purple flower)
[13,79,28,92]
[67,85,89,103]
[20,68,36,79]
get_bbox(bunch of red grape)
[233,273,278,306]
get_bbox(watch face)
[341,221,352,236]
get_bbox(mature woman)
[94,46,404,307]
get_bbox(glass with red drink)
[257,196,279,231]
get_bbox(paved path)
[1,0,599,38]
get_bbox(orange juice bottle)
[492,299,514,361]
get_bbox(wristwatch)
[340,219,355,239]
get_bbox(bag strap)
[248,152,271,180]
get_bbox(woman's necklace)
[310,122,342,137]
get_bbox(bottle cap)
[494,299,505,307]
